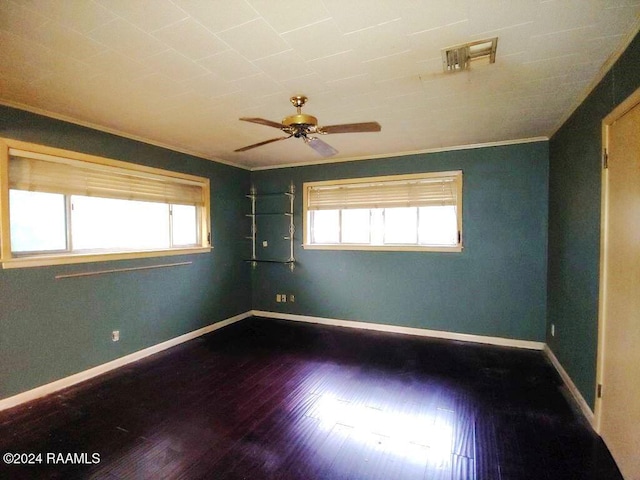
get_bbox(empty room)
[1,1,639,479]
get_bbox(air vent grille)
[442,37,498,72]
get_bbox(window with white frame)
[0,139,211,268]
[303,171,462,252]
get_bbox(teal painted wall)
[547,32,640,409]
[0,106,252,399]
[11,28,637,404]
[250,142,549,341]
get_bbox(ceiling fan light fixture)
[442,37,498,72]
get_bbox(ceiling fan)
[235,95,381,157]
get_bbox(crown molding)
[0,100,250,171]
[549,18,640,137]
[249,136,549,171]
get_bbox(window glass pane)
[171,204,198,246]
[311,210,339,243]
[384,207,418,244]
[419,206,458,245]
[9,190,67,253]
[341,209,370,244]
[71,196,170,251]
[370,209,384,245]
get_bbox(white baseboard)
[252,310,545,350]
[544,345,595,426]
[0,311,252,412]
[4,310,592,432]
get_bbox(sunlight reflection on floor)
[310,392,455,468]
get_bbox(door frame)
[595,86,640,432]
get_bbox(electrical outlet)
[112,330,120,342]
[290,294,295,303]
[551,324,555,337]
[281,294,287,302]
[262,240,268,247]
[276,294,281,302]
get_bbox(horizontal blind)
[9,152,204,206]
[307,175,459,210]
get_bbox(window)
[0,139,211,268]
[303,171,462,252]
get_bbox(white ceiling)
[1,1,639,170]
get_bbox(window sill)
[302,244,463,253]
[1,247,212,269]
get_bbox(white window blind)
[9,149,204,206]
[307,174,459,211]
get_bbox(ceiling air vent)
[442,37,498,72]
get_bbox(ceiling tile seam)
[33,20,109,61]
[193,52,252,77]
[325,73,370,85]
[306,49,355,63]
[589,33,625,42]
[12,0,109,37]
[529,25,596,41]
[143,47,216,74]
[521,52,581,66]
[362,49,413,64]
[469,21,535,39]
[149,10,236,58]
[219,22,295,63]
[214,70,267,85]
[84,18,174,63]
[380,91,422,101]
[415,56,443,66]
[167,0,193,20]
[375,74,419,86]
[190,15,258,36]
[342,23,383,37]
[84,10,152,37]
[236,0,263,20]
[408,19,470,37]
[0,27,102,80]
[153,33,238,70]
[194,45,284,83]
[250,48,296,63]
[134,71,189,90]
[229,71,287,90]
[84,15,119,36]
[273,71,322,84]
[342,17,403,36]
[96,2,190,34]
[277,17,335,36]
[146,16,192,35]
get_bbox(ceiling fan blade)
[239,117,286,129]
[305,137,338,157]
[235,136,290,152]
[320,121,381,134]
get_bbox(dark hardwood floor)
[0,317,622,480]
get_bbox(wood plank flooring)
[0,317,623,479]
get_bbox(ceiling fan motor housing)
[283,95,318,135]
[282,113,318,127]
